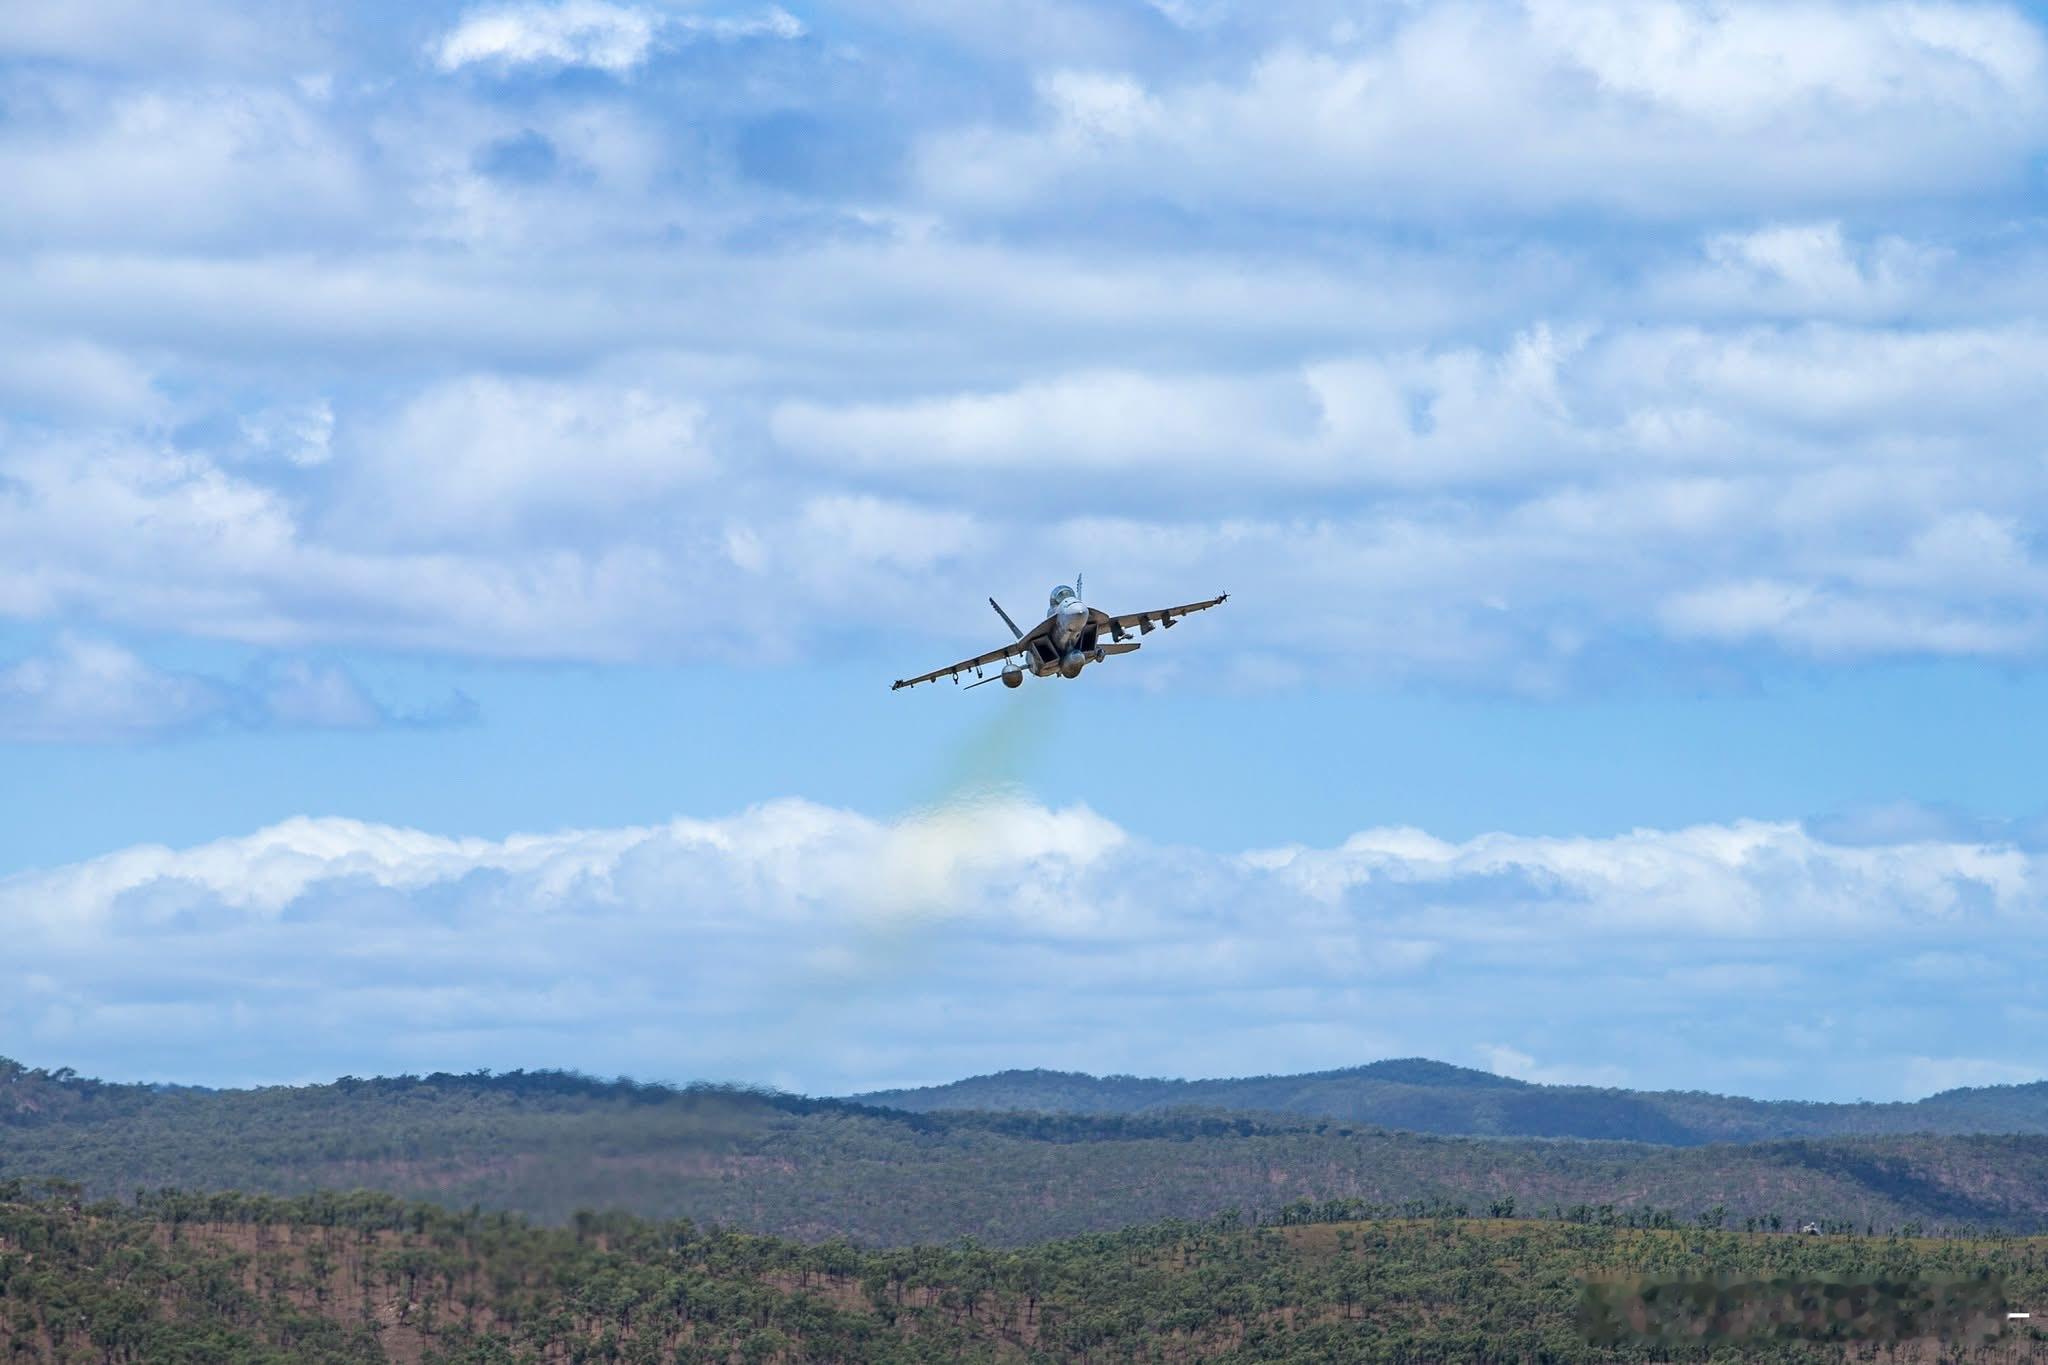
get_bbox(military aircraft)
[891,575,1228,691]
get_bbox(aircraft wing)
[891,638,1033,691]
[1088,592,1228,639]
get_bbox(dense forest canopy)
[3,1182,2045,1363]
[8,1058,2048,1358]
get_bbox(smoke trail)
[917,675,1062,813]
[791,681,1066,1042]
[867,679,1063,928]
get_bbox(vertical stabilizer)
[989,597,1023,639]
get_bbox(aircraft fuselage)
[889,578,1223,691]
[1032,585,1101,678]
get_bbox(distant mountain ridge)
[7,1056,2048,1243]
[848,1058,2048,1145]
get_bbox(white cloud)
[754,315,2048,674]
[675,7,805,41]
[0,636,466,742]
[1656,222,1948,316]
[0,336,160,420]
[433,0,804,75]
[1901,1055,2043,1097]
[1,799,2039,1096]
[0,234,1487,379]
[6,0,2048,1103]
[1711,223,1871,296]
[1478,1044,1628,1088]
[833,0,1168,65]
[776,321,2048,489]
[3,0,2048,692]
[1525,0,2042,121]
[0,81,369,249]
[0,429,716,660]
[0,0,326,73]
[10,306,2048,680]
[250,658,389,730]
[1249,818,2031,935]
[348,375,711,546]
[1658,580,2041,657]
[0,635,222,742]
[918,0,2048,218]
[237,399,333,468]
[793,496,976,574]
[436,1,660,74]
[774,369,1326,477]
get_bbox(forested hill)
[4,1187,2044,1363]
[6,1057,2048,1244]
[850,1058,2048,1144]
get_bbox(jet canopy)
[1048,584,1078,612]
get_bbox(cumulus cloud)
[839,0,1175,65]
[1657,579,2041,656]
[0,336,160,420]
[0,799,2037,1097]
[10,337,2048,683]
[775,369,1324,478]
[7,0,2047,1110]
[0,430,716,660]
[919,0,2048,218]
[434,0,804,74]
[235,399,333,468]
[347,375,712,546]
[0,635,224,742]
[5,0,2048,694]
[0,80,368,249]
[1527,0,2041,119]
[775,321,2048,486]
[0,0,326,73]
[1251,818,2032,935]
[1654,222,1950,317]
[248,657,478,731]
[0,636,471,742]
[773,330,1586,487]
[435,1,661,74]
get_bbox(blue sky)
[2,0,2046,1101]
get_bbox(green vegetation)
[853,1058,2048,1145]
[5,1060,2048,1246]
[4,1182,2046,1362]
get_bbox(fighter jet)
[891,575,1228,691]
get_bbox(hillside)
[1,1186,2041,1363]
[5,1060,2048,1245]
[851,1059,2048,1145]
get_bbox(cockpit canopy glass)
[1048,585,1077,612]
